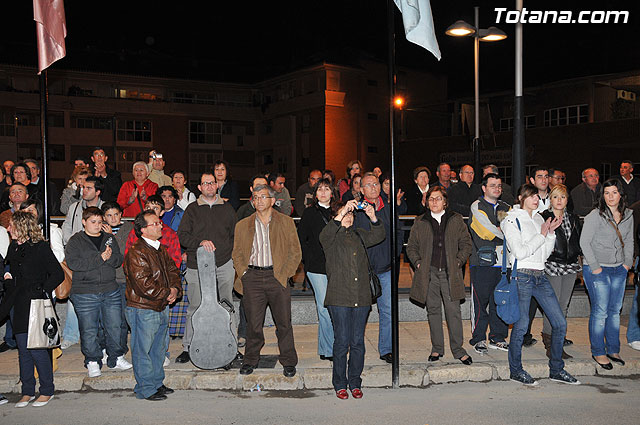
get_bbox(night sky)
[3,0,639,98]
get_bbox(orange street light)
[393,96,405,109]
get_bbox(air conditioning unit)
[617,90,636,102]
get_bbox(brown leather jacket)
[232,210,301,294]
[124,238,182,312]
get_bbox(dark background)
[3,0,639,97]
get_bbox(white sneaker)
[110,355,133,371]
[101,349,108,365]
[629,341,640,351]
[87,361,101,378]
[163,356,170,367]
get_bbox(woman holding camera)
[320,199,384,400]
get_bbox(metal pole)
[512,0,525,194]
[39,70,50,240]
[386,0,399,389]
[473,7,481,183]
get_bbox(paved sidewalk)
[1,317,639,393]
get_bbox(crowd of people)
[0,148,639,404]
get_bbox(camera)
[356,200,369,210]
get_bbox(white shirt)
[430,210,445,224]
[142,236,160,250]
[501,206,556,270]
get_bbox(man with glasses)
[548,168,567,191]
[448,164,482,217]
[233,184,301,377]
[176,173,237,364]
[468,173,511,354]
[124,211,182,401]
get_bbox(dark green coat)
[319,219,385,308]
[406,210,472,303]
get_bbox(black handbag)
[354,230,382,303]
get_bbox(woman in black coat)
[540,184,582,359]
[0,211,64,407]
[213,160,240,210]
[298,178,335,361]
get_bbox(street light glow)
[445,20,476,37]
[394,96,404,108]
[480,27,508,42]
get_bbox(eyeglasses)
[552,175,566,181]
[428,196,444,202]
[253,195,273,201]
[145,222,163,227]
[200,181,216,186]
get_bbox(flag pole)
[387,0,400,389]
[39,70,51,240]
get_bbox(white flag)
[394,0,441,61]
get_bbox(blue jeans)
[126,307,169,399]
[327,305,370,391]
[63,299,80,344]
[508,271,566,375]
[71,288,125,368]
[2,315,17,348]
[307,273,334,357]
[376,270,392,356]
[627,285,640,343]
[583,264,628,356]
[15,333,54,396]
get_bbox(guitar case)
[189,247,237,369]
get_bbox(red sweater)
[124,225,182,268]
[117,179,158,217]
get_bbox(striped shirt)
[249,216,273,267]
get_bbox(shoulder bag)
[354,230,382,303]
[27,288,61,349]
[494,218,521,325]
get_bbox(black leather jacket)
[541,210,582,264]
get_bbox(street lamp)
[446,7,506,182]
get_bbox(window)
[114,87,160,101]
[71,116,112,129]
[367,79,378,87]
[499,115,536,132]
[115,149,148,173]
[301,115,310,133]
[367,146,378,153]
[189,150,222,176]
[237,135,244,147]
[278,157,288,174]
[117,120,152,142]
[600,163,611,181]
[544,105,588,127]
[17,143,65,161]
[263,154,273,165]
[16,111,64,127]
[0,112,15,137]
[263,121,273,135]
[368,113,378,121]
[189,120,221,144]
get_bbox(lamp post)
[446,7,506,182]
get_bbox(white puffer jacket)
[501,206,556,270]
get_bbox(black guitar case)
[189,247,237,369]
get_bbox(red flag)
[33,0,67,74]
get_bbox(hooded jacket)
[501,206,556,270]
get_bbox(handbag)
[494,218,521,325]
[354,230,382,303]
[54,260,73,299]
[27,290,61,349]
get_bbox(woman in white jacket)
[501,184,579,386]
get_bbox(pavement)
[1,316,640,393]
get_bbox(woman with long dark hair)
[297,178,336,361]
[0,211,64,407]
[580,178,634,369]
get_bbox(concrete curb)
[2,358,639,393]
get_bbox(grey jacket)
[113,221,134,285]
[579,208,634,269]
[65,231,124,295]
[62,198,105,243]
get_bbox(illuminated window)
[117,120,152,142]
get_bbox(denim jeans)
[71,288,125,368]
[583,264,628,356]
[307,272,334,357]
[63,300,80,344]
[126,307,169,399]
[2,315,17,348]
[327,305,370,391]
[627,285,640,343]
[15,332,54,396]
[376,270,392,356]
[508,271,566,375]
